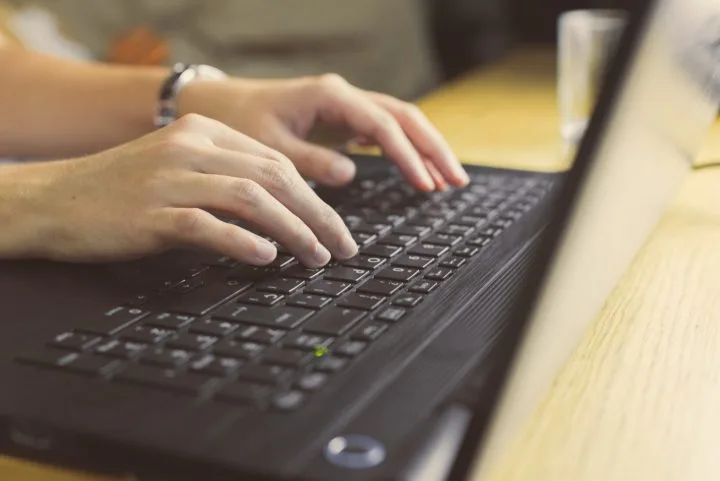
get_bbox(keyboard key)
[189,319,239,337]
[357,279,403,296]
[141,348,192,368]
[165,333,218,352]
[267,255,295,269]
[361,244,402,258]
[121,325,175,344]
[454,246,480,257]
[352,322,388,342]
[204,255,240,268]
[284,266,325,280]
[426,233,463,247]
[335,341,367,358]
[440,224,476,237]
[237,364,291,385]
[158,279,252,316]
[394,225,431,237]
[95,340,147,359]
[295,372,329,391]
[49,331,101,351]
[16,349,80,368]
[262,348,312,367]
[305,280,352,297]
[64,355,122,376]
[286,293,333,310]
[315,356,348,373]
[455,215,488,227]
[408,244,449,258]
[237,290,285,307]
[440,257,467,269]
[376,266,419,282]
[338,293,386,311]
[352,232,377,246]
[424,207,455,220]
[214,305,313,329]
[190,354,243,377]
[234,325,286,344]
[383,213,406,227]
[479,226,503,238]
[377,234,417,247]
[425,268,454,281]
[409,280,439,294]
[302,308,366,336]
[116,365,211,394]
[393,254,434,269]
[228,266,280,282]
[352,222,392,236]
[324,266,370,283]
[75,306,149,336]
[145,312,196,329]
[408,216,444,229]
[342,255,387,271]
[271,390,306,411]
[491,218,514,229]
[256,278,305,295]
[467,236,493,247]
[283,333,334,351]
[393,294,423,308]
[213,339,266,359]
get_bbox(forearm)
[0,45,168,159]
[0,162,55,258]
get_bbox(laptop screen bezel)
[446,0,657,479]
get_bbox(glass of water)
[558,10,627,146]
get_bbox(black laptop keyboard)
[16,171,554,412]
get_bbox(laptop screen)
[450,0,720,478]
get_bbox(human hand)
[0,114,357,265]
[178,74,470,191]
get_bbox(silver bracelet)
[154,63,228,129]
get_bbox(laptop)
[0,0,717,479]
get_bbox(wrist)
[156,64,228,128]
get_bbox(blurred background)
[0,0,627,100]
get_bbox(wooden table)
[4,48,720,481]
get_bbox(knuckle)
[172,113,210,131]
[260,162,297,192]
[172,208,206,237]
[234,179,264,206]
[374,111,398,134]
[317,72,348,89]
[403,103,424,120]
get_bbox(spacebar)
[152,280,252,316]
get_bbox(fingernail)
[454,165,471,186]
[337,235,358,259]
[329,157,357,184]
[255,239,277,263]
[312,243,332,266]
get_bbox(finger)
[170,172,333,267]
[200,148,358,260]
[368,92,469,187]
[157,207,278,266]
[278,134,357,186]
[313,75,435,191]
[425,159,448,191]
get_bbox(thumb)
[282,136,357,187]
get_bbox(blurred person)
[6,0,508,99]
[0,37,469,267]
